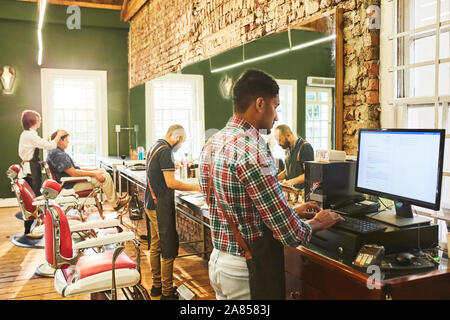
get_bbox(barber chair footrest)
[11,233,44,249]
[35,263,56,278]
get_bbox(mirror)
[133,9,343,161]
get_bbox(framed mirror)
[133,8,343,160]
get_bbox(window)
[267,79,297,161]
[41,69,108,166]
[145,74,205,161]
[305,86,333,151]
[382,0,450,214]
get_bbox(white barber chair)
[42,161,107,220]
[41,180,149,300]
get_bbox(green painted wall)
[129,30,335,147]
[0,1,129,198]
[129,83,146,150]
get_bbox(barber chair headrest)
[41,179,62,200]
[7,165,20,181]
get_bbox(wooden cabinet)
[284,246,450,300]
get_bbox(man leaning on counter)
[199,69,344,300]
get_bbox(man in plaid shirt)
[199,70,343,300]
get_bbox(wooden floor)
[0,206,215,300]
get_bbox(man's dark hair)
[51,130,68,141]
[232,69,279,114]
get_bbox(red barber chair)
[41,180,149,300]
[7,164,46,248]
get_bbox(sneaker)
[114,195,130,210]
[150,286,162,297]
[160,293,179,300]
[25,232,43,240]
[160,287,179,300]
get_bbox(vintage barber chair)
[42,161,106,220]
[41,179,149,300]
[7,164,48,248]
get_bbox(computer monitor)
[355,129,445,227]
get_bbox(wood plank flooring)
[0,206,215,300]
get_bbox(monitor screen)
[355,129,445,211]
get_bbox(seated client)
[46,130,129,211]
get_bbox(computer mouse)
[395,252,415,265]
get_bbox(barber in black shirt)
[274,124,314,189]
[145,124,200,300]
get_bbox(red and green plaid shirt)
[199,116,312,257]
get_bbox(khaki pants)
[72,169,118,207]
[146,208,175,296]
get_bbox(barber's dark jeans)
[23,175,36,234]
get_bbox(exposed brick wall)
[129,0,381,155]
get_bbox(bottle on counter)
[137,146,145,160]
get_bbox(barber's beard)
[172,142,181,153]
[281,141,290,149]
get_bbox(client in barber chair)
[46,130,130,211]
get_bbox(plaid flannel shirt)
[199,116,312,257]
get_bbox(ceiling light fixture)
[211,34,336,73]
[37,0,47,66]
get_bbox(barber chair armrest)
[31,219,83,236]
[61,177,92,183]
[58,189,76,197]
[69,219,119,232]
[32,196,78,207]
[72,231,135,250]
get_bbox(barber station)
[0,0,449,303]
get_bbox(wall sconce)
[0,66,16,94]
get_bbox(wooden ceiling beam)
[120,0,147,22]
[18,0,123,11]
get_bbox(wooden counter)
[285,244,450,300]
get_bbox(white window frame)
[145,73,205,159]
[267,79,297,161]
[380,0,450,236]
[40,68,108,163]
[305,86,333,151]
[276,79,298,134]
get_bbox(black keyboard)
[331,216,386,234]
[338,202,379,216]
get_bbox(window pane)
[321,121,328,135]
[439,62,450,96]
[318,91,329,102]
[411,34,436,64]
[321,105,329,120]
[444,138,450,172]
[440,26,449,59]
[399,65,436,97]
[50,76,98,166]
[407,106,435,127]
[442,176,450,209]
[313,105,320,119]
[306,104,313,120]
[412,0,437,29]
[306,91,316,101]
[442,0,450,22]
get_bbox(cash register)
[305,128,445,263]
